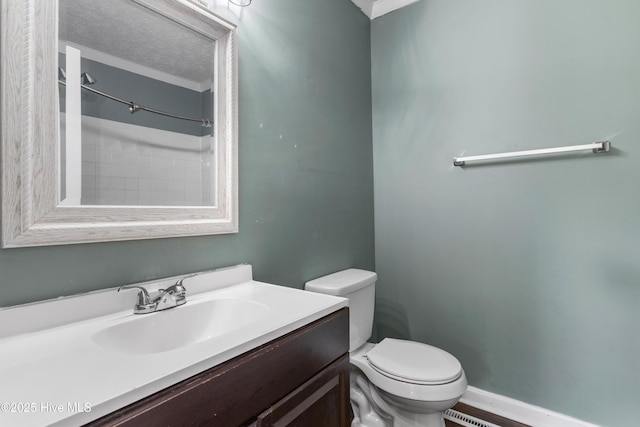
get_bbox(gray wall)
[0,0,374,307]
[371,1,639,426]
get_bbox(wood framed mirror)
[1,0,238,248]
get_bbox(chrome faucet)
[118,273,198,314]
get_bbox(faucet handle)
[169,273,198,295]
[161,273,197,306]
[118,285,156,314]
[118,285,150,304]
[174,273,198,288]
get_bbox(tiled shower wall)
[62,115,213,206]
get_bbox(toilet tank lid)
[305,269,377,295]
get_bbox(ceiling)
[349,0,421,20]
[58,0,419,90]
[59,0,214,85]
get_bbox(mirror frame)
[1,0,238,248]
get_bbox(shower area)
[58,0,216,207]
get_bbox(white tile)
[138,166,154,180]
[125,190,139,205]
[111,150,127,165]
[109,189,125,205]
[139,179,153,191]
[111,177,125,190]
[152,180,171,192]
[125,178,138,191]
[151,191,171,205]
[169,181,185,193]
[152,156,174,169]
[124,165,139,178]
[96,176,110,189]
[138,190,152,204]
[82,148,97,162]
[97,149,112,164]
[134,142,152,155]
[150,167,166,181]
[82,139,98,152]
[82,161,96,175]
[82,188,96,200]
[111,164,126,178]
[81,175,96,190]
[96,163,111,177]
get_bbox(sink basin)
[93,297,270,354]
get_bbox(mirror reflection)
[58,0,216,207]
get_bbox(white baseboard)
[460,386,601,427]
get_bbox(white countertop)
[0,265,347,426]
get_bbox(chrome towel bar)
[453,141,611,167]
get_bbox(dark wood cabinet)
[86,308,350,427]
[254,355,350,427]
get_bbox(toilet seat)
[351,341,468,403]
[366,338,462,385]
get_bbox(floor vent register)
[444,408,503,427]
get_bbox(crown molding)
[350,0,420,20]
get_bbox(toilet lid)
[366,338,462,385]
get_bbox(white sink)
[92,297,270,354]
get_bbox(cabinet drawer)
[254,354,350,427]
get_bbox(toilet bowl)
[305,269,467,427]
[350,341,467,427]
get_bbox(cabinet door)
[255,354,350,427]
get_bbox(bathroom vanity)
[0,265,350,427]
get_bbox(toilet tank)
[305,269,377,352]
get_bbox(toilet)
[305,269,467,427]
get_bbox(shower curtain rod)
[58,80,213,128]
